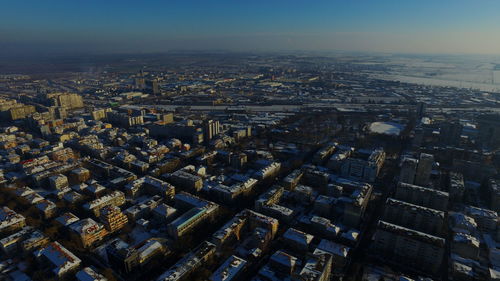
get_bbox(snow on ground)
[369,122,404,136]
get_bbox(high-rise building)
[383,198,445,236]
[394,182,449,211]
[416,102,426,120]
[204,119,220,143]
[45,93,84,109]
[415,153,434,186]
[134,71,146,90]
[478,114,500,149]
[372,220,445,275]
[146,79,160,95]
[399,157,417,184]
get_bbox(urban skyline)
[0,2,499,281]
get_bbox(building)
[167,168,203,191]
[399,157,417,184]
[69,167,91,184]
[6,104,36,120]
[466,206,498,233]
[34,241,82,277]
[254,162,281,180]
[49,174,69,190]
[167,202,219,239]
[36,199,57,219]
[137,239,167,265]
[372,220,445,275]
[394,182,449,211]
[83,191,126,216]
[211,209,279,248]
[449,172,465,204]
[21,229,50,253]
[333,178,373,227]
[204,119,221,143]
[146,79,160,95]
[340,148,385,183]
[313,143,337,165]
[56,212,80,227]
[91,108,110,121]
[210,255,247,281]
[416,101,426,120]
[315,239,351,268]
[283,228,314,252]
[152,204,178,223]
[0,206,26,234]
[310,216,341,239]
[211,178,258,203]
[100,205,128,233]
[282,169,303,190]
[297,252,333,281]
[488,179,500,212]
[44,93,84,109]
[415,153,434,186]
[230,153,247,170]
[125,195,162,222]
[107,111,144,128]
[477,113,500,149]
[383,198,445,236]
[76,267,108,281]
[124,176,175,199]
[156,241,216,281]
[0,227,33,255]
[69,218,108,248]
[451,232,480,260]
[267,250,298,275]
[105,238,139,273]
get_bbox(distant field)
[494,71,500,85]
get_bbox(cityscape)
[1,1,500,281]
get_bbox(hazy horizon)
[1,0,500,56]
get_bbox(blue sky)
[1,0,499,54]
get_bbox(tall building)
[477,113,500,149]
[204,119,220,143]
[45,93,84,109]
[395,182,449,211]
[488,179,500,212]
[440,120,462,146]
[373,220,445,275]
[383,198,445,236]
[146,79,160,95]
[415,153,434,186]
[399,157,417,184]
[135,71,146,90]
[416,102,426,120]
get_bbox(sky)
[1,0,500,55]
